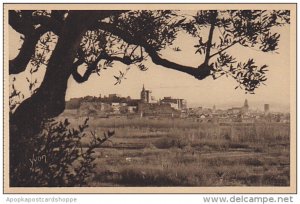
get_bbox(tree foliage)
[11,117,115,187]
[11,10,290,93]
[8,9,290,186]
[9,9,289,93]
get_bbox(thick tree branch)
[9,24,56,75]
[72,49,144,83]
[9,33,40,74]
[9,11,59,75]
[102,53,143,65]
[72,52,104,83]
[97,22,211,80]
[204,24,215,65]
[9,10,34,34]
[71,59,91,83]
[204,11,217,65]
[10,10,127,75]
[31,15,63,35]
[51,10,67,22]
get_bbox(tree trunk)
[9,11,96,186]
[12,12,91,130]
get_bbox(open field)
[59,116,290,186]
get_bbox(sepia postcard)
[3,3,297,194]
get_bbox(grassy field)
[59,116,290,187]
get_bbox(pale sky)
[9,12,291,112]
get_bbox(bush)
[11,118,114,187]
[244,158,263,166]
[153,136,188,149]
[262,169,290,186]
[119,167,199,186]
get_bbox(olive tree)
[9,9,289,186]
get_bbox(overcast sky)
[9,12,291,112]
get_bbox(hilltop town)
[63,85,290,124]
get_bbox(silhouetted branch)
[72,49,144,83]
[209,41,238,59]
[31,15,63,35]
[90,129,115,148]
[71,52,104,83]
[209,37,246,59]
[9,11,58,75]
[9,34,40,75]
[97,22,211,80]
[10,10,128,75]
[9,10,34,34]
[71,59,87,83]
[129,45,139,57]
[51,10,67,22]
[204,12,217,65]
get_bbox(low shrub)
[153,136,188,149]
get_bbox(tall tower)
[213,105,216,113]
[264,104,270,113]
[140,84,151,103]
[140,84,146,102]
[243,99,249,112]
[142,84,145,92]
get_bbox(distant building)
[193,107,203,115]
[199,114,206,119]
[160,97,187,110]
[127,106,137,113]
[228,107,242,114]
[140,84,153,103]
[78,102,111,117]
[65,84,187,117]
[264,104,270,113]
[138,103,180,117]
[227,99,249,115]
[213,105,216,113]
[65,98,81,109]
[111,102,121,113]
[243,99,249,112]
[109,94,121,98]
